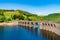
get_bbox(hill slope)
[42,13,60,21]
[0,9,60,22]
[0,9,41,22]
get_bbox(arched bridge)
[18,21,60,36]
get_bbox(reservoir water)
[0,26,48,40]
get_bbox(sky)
[0,0,60,15]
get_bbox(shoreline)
[0,21,18,26]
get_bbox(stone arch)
[35,22,38,25]
[51,24,53,27]
[28,22,29,24]
[54,24,56,27]
[42,23,44,26]
[25,22,26,24]
[48,23,50,26]
[45,23,47,26]
[31,22,34,25]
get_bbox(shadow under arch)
[40,29,60,40]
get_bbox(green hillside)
[0,9,60,22]
[0,9,41,22]
[42,13,60,21]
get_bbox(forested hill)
[42,13,60,21]
[0,9,41,22]
[0,9,60,22]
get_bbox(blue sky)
[0,0,60,15]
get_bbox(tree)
[13,14,24,20]
[0,15,5,22]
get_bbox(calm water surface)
[0,26,48,40]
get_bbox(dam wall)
[18,21,60,36]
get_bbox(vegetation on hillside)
[0,9,60,22]
[42,13,60,21]
[0,9,42,22]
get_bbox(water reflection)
[24,25,60,40]
[40,29,60,40]
[0,26,4,40]
[0,26,60,40]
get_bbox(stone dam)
[0,21,60,40]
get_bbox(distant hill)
[42,13,60,21]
